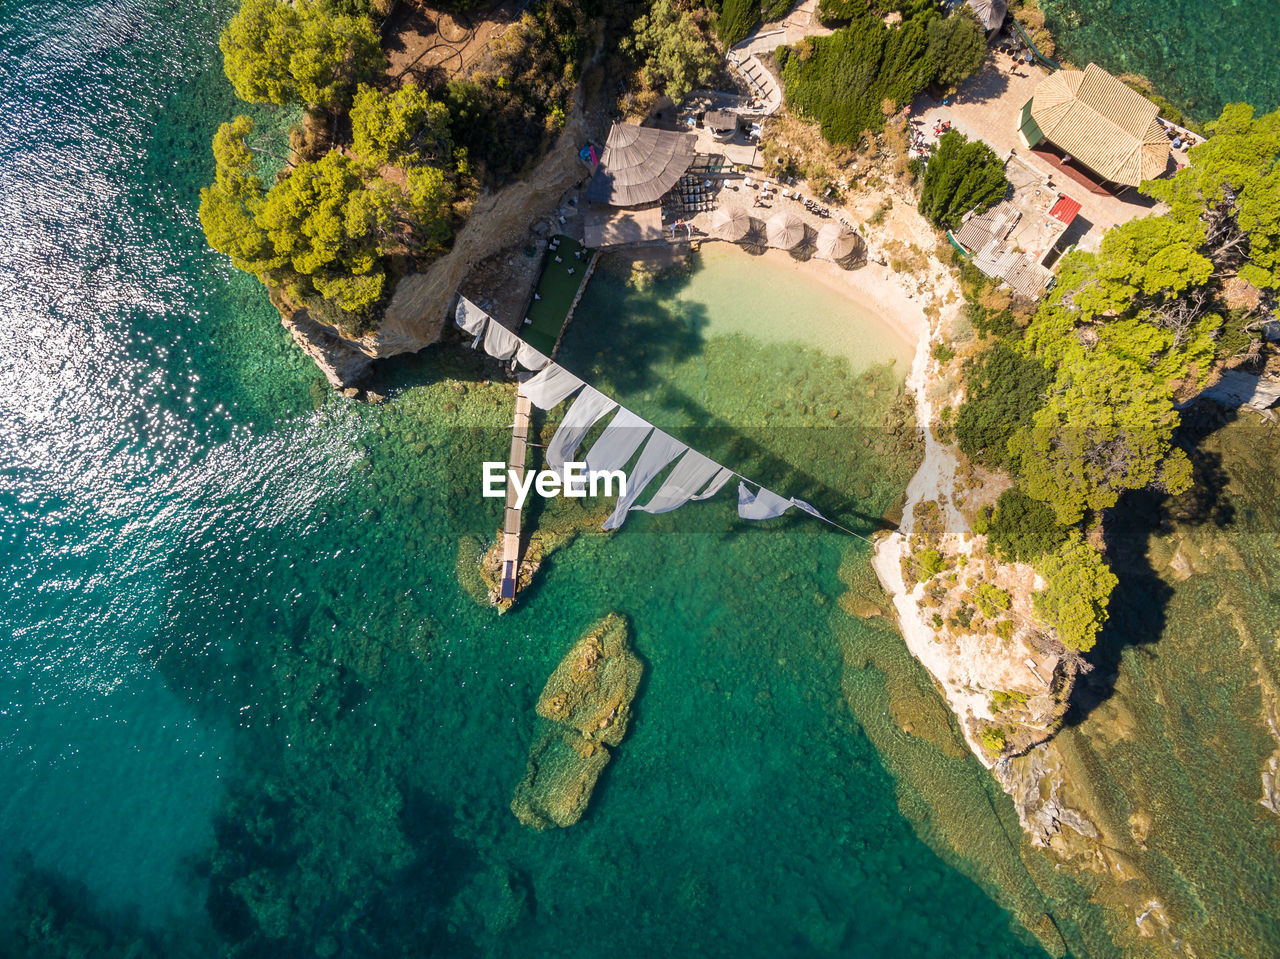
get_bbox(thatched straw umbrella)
[709,206,751,242]
[816,222,858,261]
[766,210,805,250]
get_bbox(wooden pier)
[500,390,533,600]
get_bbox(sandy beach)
[688,242,929,368]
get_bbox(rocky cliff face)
[277,96,593,389]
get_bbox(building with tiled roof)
[1018,63,1171,187]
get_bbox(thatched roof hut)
[816,223,858,260]
[586,123,698,207]
[709,206,750,241]
[1019,63,1170,187]
[766,211,805,250]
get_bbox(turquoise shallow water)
[0,0,1071,955]
[1038,0,1280,123]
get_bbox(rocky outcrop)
[280,308,375,389]
[994,749,1098,847]
[511,613,642,829]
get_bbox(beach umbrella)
[816,222,858,260]
[766,210,805,250]
[709,206,750,242]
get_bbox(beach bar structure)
[1017,63,1171,188]
[586,122,697,248]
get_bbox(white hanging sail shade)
[546,387,618,470]
[601,430,687,530]
[693,466,735,501]
[515,340,551,371]
[582,408,653,475]
[635,449,725,515]
[455,296,489,336]
[483,320,521,361]
[737,483,797,520]
[518,364,585,410]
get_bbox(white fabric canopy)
[693,466,735,501]
[601,429,687,530]
[737,483,797,520]
[519,364,585,410]
[546,387,618,470]
[636,449,725,514]
[789,497,824,519]
[582,408,653,475]
[483,320,521,361]
[455,296,489,336]
[515,340,551,372]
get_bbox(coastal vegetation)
[714,0,792,47]
[622,0,719,104]
[201,0,594,334]
[779,4,985,144]
[915,130,1008,229]
[953,103,1280,652]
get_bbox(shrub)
[990,689,1028,711]
[932,342,956,362]
[716,0,758,46]
[978,726,1007,756]
[954,341,1052,471]
[924,8,986,89]
[985,488,1068,562]
[919,548,945,579]
[781,16,935,143]
[975,582,1012,618]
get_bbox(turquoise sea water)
[0,0,1085,955]
[1038,0,1280,123]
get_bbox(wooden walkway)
[500,391,532,599]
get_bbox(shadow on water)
[1064,401,1239,727]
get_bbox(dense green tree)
[781,16,933,143]
[256,151,387,310]
[1008,348,1191,525]
[1142,103,1280,295]
[198,116,278,276]
[623,0,719,104]
[351,83,453,167]
[917,130,1008,228]
[983,487,1068,562]
[924,8,985,89]
[1033,532,1117,653]
[716,0,758,47]
[220,0,383,109]
[954,342,1052,470]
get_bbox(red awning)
[1049,194,1082,225]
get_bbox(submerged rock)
[535,612,642,745]
[511,614,642,829]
